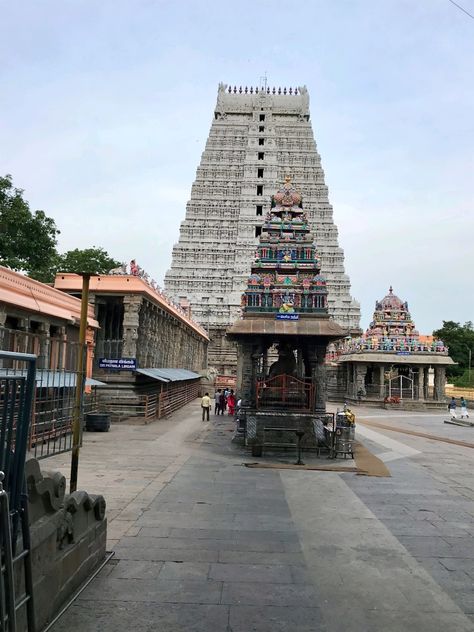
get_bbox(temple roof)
[379,286,404,310]
[338,352,456,365]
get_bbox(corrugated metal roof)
[0,370,106,387]
[135,368,201,383]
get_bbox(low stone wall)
[17,458,107,631]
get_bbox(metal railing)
[0,350,36,631]
[256,374,314,411]
[0,327,93,460]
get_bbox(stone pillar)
[296,347,304,379]
[122,296,142,359]
[0,306,6,328]
[311,345,327,414]
[355,364,367,398]
[434,366,446,401]
[379,365,385,399]
[251,347,262,405]
[239,342,254,407]
[38,321,51,370]
[417,367,425,400]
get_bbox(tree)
[433,321,474,379]
[0,174,60,281]
[57,247,121,275]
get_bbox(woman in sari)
[227,390,236,416]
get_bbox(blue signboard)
[98,358,137,370]
[276,314,300,321]
[395,351,411,356]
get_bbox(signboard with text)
[275,314,300,321]
[98,358,137,371]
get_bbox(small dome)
[379,286,403,309]
[273,176,302,208]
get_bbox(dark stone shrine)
[227,178,345,454]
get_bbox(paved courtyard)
[47,402,474,632]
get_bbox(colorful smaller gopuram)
[241,175,328,316]
[346,286,447,353]
[227,178,345,454]
[338,287,454,407]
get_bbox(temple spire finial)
[389,285,393,294]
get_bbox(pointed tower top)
[389,285,393,294]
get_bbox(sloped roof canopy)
[135,368,201,383]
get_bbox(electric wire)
[447,0,474,20]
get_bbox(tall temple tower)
[165,83,360,374]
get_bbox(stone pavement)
[47,403,474,632]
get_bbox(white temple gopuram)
[165,83,360,375]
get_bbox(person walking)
[221,388,228,413]
[201,392,211,421]
[227,390,236,416]
[214,389,222,415]
[460,397,469,419]
[448,397,457,419]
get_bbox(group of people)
[448,397,469,420]
[200,388,239,421]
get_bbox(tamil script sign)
[395,351,411,356]
[98,358,137,370]
[275,314,300,321]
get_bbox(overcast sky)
[1,0,473,333]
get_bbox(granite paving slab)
[48,403,474,631]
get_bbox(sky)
[1,0,473,333]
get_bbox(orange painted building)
[0,266,98,380]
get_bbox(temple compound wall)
[165,84,361,376]
[54,273,209,412]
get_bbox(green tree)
[0,174,60,281]
[57,247,121,275]
[433,321,474,381]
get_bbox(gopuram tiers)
[242,176,328,316]
[164,83,360,376]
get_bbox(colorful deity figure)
[130,259,139,276]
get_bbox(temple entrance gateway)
[387,373,416,400]
[227,179,345,455]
